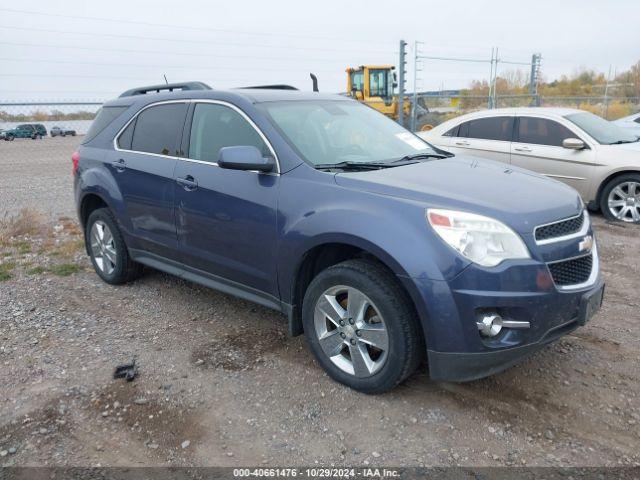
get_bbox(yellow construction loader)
[346,65,432,130]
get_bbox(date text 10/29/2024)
[233,468,401,478]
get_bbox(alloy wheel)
[90,220,117,275]
[608,181,640,222]
[313,285,389,378]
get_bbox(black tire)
[302,258,423,394]
[85,208,142,284]
[599,173,640,223]
[7,135,14,141]
[61,133,66,137]
[71,132,76,136]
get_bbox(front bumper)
[402,258,604,382]
[428,278,604,381]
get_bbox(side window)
[117,119,136,150]
[188,103,269,163]
[130,103,188,155]
[517,117,576,147]
[467,116,514,141]
[350,71,364,92]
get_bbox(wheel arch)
[286,236,423,339]
[593,169,640,210]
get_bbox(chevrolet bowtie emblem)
[579,235,594,253]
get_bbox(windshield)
[565,112,638,144]
[258,100,437,166]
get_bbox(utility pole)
[604,65,612,119]
[492,47,499,109]
[488,47,496,109]
[529,53,542,106]
[397,40,407,127]
[411,41,420,131]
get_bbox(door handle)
[176,175,198,191]
[454,140,470,146]
[111,158,126,172]
[514,146,532,152]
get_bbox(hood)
[334,156,583,234]
[605,140,640,154]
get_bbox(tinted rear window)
[131,103,188,156]
[467,116,513,141]
[84,106,128,143]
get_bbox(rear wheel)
[302,259,422,393]
[600,173,640,223]
[86,208,142,284]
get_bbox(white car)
[614,112,640,136]
[419,107,640,223]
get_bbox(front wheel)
[600,174,640,223]
[302,259,422,393]
[85,208,142,284]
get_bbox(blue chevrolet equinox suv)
[74,82,604,393]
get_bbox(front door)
[174,101,279,298]
[108,101,188,258]
[510,116,595,197]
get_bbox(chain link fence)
[414,94,640,129]
[0,102,102,141]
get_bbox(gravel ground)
[0,136,639,467]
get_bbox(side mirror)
[218,146,275,173]
[562,138,585,150]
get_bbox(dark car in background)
[51,126,77,137]
[2,123,47,140]
[73,82,604,393]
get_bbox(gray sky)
[0,0,638,101]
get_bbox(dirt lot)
[0,137,639,467]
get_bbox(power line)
[0,25,394,54]
[0,41,390,64]
[0,57,343,74]
[0,7,392,46]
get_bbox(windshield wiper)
[609,139,638,144]
[314,161,393,171]
[391,152,448,163]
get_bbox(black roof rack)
[239,84,298,91]
[119,81,212,98]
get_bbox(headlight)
[427,209,530,267]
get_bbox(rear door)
[445,116,514,164]
[109,101,188,258]
[173,101,279,298]
[510,115,595,196]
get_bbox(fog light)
[477,313,503,337]
[477,312,531,337]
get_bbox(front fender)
[276,168,469,300]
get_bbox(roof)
[466,107,584,117]
[105,83,350,108]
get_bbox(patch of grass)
[14,240,31,255]
[53,238,85,258]
[0,262,16,281]
[0,208,45,243]
[26,266,47,276]
[49,263,81,277]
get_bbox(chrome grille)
[535,211,585,242]
[548,253,593,286]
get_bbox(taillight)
[71,151,80,176]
